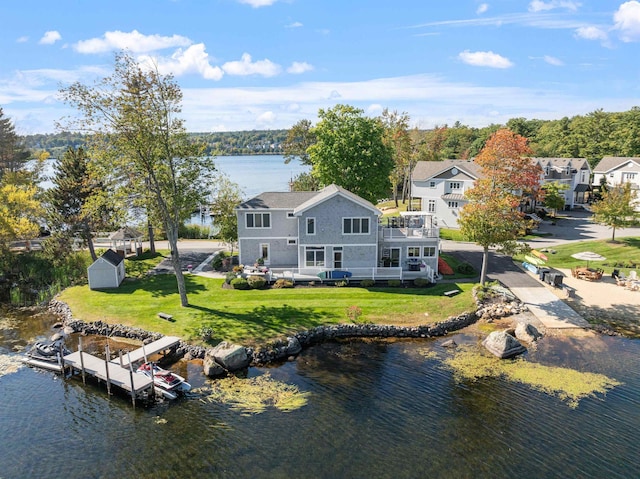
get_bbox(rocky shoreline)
[48,291,529,374]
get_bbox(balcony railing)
[379,226,439,240]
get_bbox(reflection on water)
[1,311,639,479]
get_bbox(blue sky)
[1,0,639,134]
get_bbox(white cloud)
[476,3,489,15]
[16,36,29,43]
[286,22,303,28]
[458,50,513,68]
[39,31,61,45]
[613,1,640,42]
[287,61,314,74]
[256,111,276,124]
[74,30,192,54]
[237,0,277,7]
[528,1,581,12]
[139,44,224,80]
[544,55,564,66]
[367,104,384,115]
[575,25,609,41]
[222,53,281,77]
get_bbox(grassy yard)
[58,275,477,346]
[524,237,640,274]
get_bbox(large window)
[343,217,370,234]
[305,246,325,267]
[246,212,271,229]
[423,246,436,257]
[407,247,420,257]
[428,200,436,213]
[306,217,316,235]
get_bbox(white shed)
[88,249,125,289]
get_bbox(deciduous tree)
[591,182,639,241]
[282,119,315,166]
[209,174,243,254]
[541,181,569,217]
[308,104,393,204]
[459,129,543,284]
[60,52,214,306]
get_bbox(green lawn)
[524,237,640,274]
[58,275,477,346]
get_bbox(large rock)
[202,351,226,377]
[286,336,302,355]
[483,331,527,359]
[515,322,543,343]
[210,341,249,371]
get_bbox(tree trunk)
[166,224,188,306]
[87,237,97,261]
[480,245,490,285]
[612,226,616,242]
[148,219,156,254]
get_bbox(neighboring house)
[534,158,592,210]
[592,157,640,210]
[411,160,482,229]
[88,249,125,289]
[235,184,439,281]
[412,158,592,228]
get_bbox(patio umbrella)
[571,251,606,268]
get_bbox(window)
[287,238,297,245]
[449,182,461,190]
[428,200,436,213]
[306,217,315,235]
[407,247,420,257]
[287,212,295,218]
[448,201,459,209]
[246,212,270,229]
[624,172,637,180]
[343,217,370,234]
[305,246,325,267]
[259,243,270,264]
[423,246,436,257]
[429,180,436,188]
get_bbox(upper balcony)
[378,212,439,240]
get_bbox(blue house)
[235,184,439,281]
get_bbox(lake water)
[1,310,639,479]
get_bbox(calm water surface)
[1,310,639,479]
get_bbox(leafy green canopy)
[308,104,394,203]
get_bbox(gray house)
[87,249,125,289]
[236,184,439,281]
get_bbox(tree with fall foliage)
[459,129,543,284]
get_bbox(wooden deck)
[64,351,153,394]
[113,336,181,368]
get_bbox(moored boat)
[136,362,191,396]
[26,338,71,363]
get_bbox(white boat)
[136,362,191,398]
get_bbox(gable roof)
[109,227,143,240]
[101,248,124,266]
[293,184,381,216]
[593,156,640,174]
[533,157,591,172]
[412,159,482,181]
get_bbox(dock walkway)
[112,336,181,368]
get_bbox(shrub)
[225,272,237,284]
[360,279,375,287]
[335,280,349,287]
[196,326,214,341]
[388,279,402,288]
[273,279,294,289]
[438,257,455,275]
[230,278,250,290]
[456,263,475,275]
[247,275,267,289]
[212,251,228,270]
[413,278,430,287]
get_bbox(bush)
[196,326,214,341]
[360,279,375,287]
[456,263,475,275]
[273,279,294,289]
[230,278,250,290]
[247,275,267,289]
[438,257,455,275]
[335,280,349,287]
[388,279,402,288]
[225,272,238,285]
[413,278,430,287]
[212,251,228,270]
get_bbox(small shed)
[109,227,143,257]
[88,249,125,289]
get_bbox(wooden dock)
[111,336,181,368]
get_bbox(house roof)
[593,156,640,173]
[412,159,482,181]
[236,184,381,216]
[441,193,466,201]
[109,227,143,240]
[101,248,124,266]
[533,157,591,172]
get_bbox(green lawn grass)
[524,237,640,274]
[58,275,477,346]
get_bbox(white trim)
[245,212,271,229]
[259,243,270,265]
[287,238,298,245]
[343,217,371,235]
